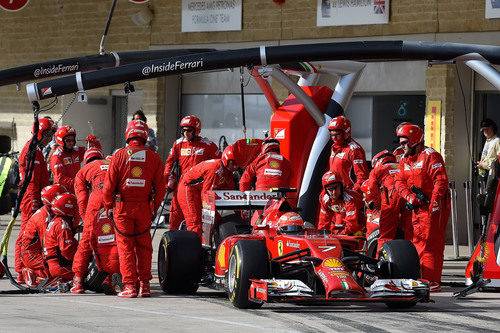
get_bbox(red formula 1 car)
[158,188,430,309]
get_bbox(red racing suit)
[21,206,51,279]
[102,139,166,284]
[366,162,406,251]
[49,145,85,193]
[91,210,119,275]
[239,152,293,191]
[177,159,235,238]
[329,138,369,192]
[72,159,110,278]
[16,140,50,274]
[317,189,366,235]
[164,136,220,230]
[43,216,78,281]
[394,146,451,283]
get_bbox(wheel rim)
[228,254,237,293]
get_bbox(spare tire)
[158,230,202,294]
[84,257,109,293]
[214,214,250,247]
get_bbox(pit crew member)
[15,117,54,283]
[163,115,220,230]
[318,170,365,235]
[102,120,166,298]
[177,145,239,238]
[394,123,451,292]
[328,116,369,192]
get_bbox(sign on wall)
[486,0,500,18]
[0,0,29,11]
[317,0,389,27]
[182,0,242,32]
[424,100,441,153]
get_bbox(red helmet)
[180,115,201,136]
[372,150,396,169]
[395,122,411,134]
[397,124,424,149]
[328,116,351,139]
[278,212,305,234]
[84,148,104,164]
[55,126,76,146]
[261,138,280,154]
[125,120,149,142]
[33,118,55,141]
[322,170,343,189]
[52,193,77,217]
[360,180,376,205]
[221,145,237,168]
[41,184,67,207]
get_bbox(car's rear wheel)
[158,230,202,294]
[226,240,269,309]
[379,239,421,308]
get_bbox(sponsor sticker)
[102,223,112,233]
[98,234,115,244]
[286,241,300,249]
[218,244,226,268]
[41,87,52,96]
[131,166,143,177]
[181,148,192,156]
[269,160,280,168]
[264,169,282,176]
[125,179,146,187]
[323,258,343,268]
[274,128,285,139]
[129,150,146,162]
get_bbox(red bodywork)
[465,180,500,283]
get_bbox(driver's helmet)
[277,212,305,234]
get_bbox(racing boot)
[101,275,116,295]
[138,281,150,298]
[70,278,84,294]
[117,283,137,298]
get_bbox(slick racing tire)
[226,240,269,309]
[379,239,421,309]
[364,228,380,286]
[158,230,202,294]
[214,214,249,247]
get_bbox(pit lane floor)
[1,222,499,333]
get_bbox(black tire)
[226,240,269,309]
[84,257,109,293]
[366,228,380,259]
[379,239,420,279]
[214,214,249,247]
[379,240,421,309]
[158,230,202,294]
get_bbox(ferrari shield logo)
[277,240,283,256]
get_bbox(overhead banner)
[486,0,500,18]
[424,100,441,153]
[317,0,389,26]
[182,0,242,32]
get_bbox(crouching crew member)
[103,120,166,298]
[394,123,451,292]
[177,145,239,238]
[43,193,79,283]
[21,184,67,286]
[318,171,365,235]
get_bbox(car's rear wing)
[206,190,281,210]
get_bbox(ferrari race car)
[158,188,430,309]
